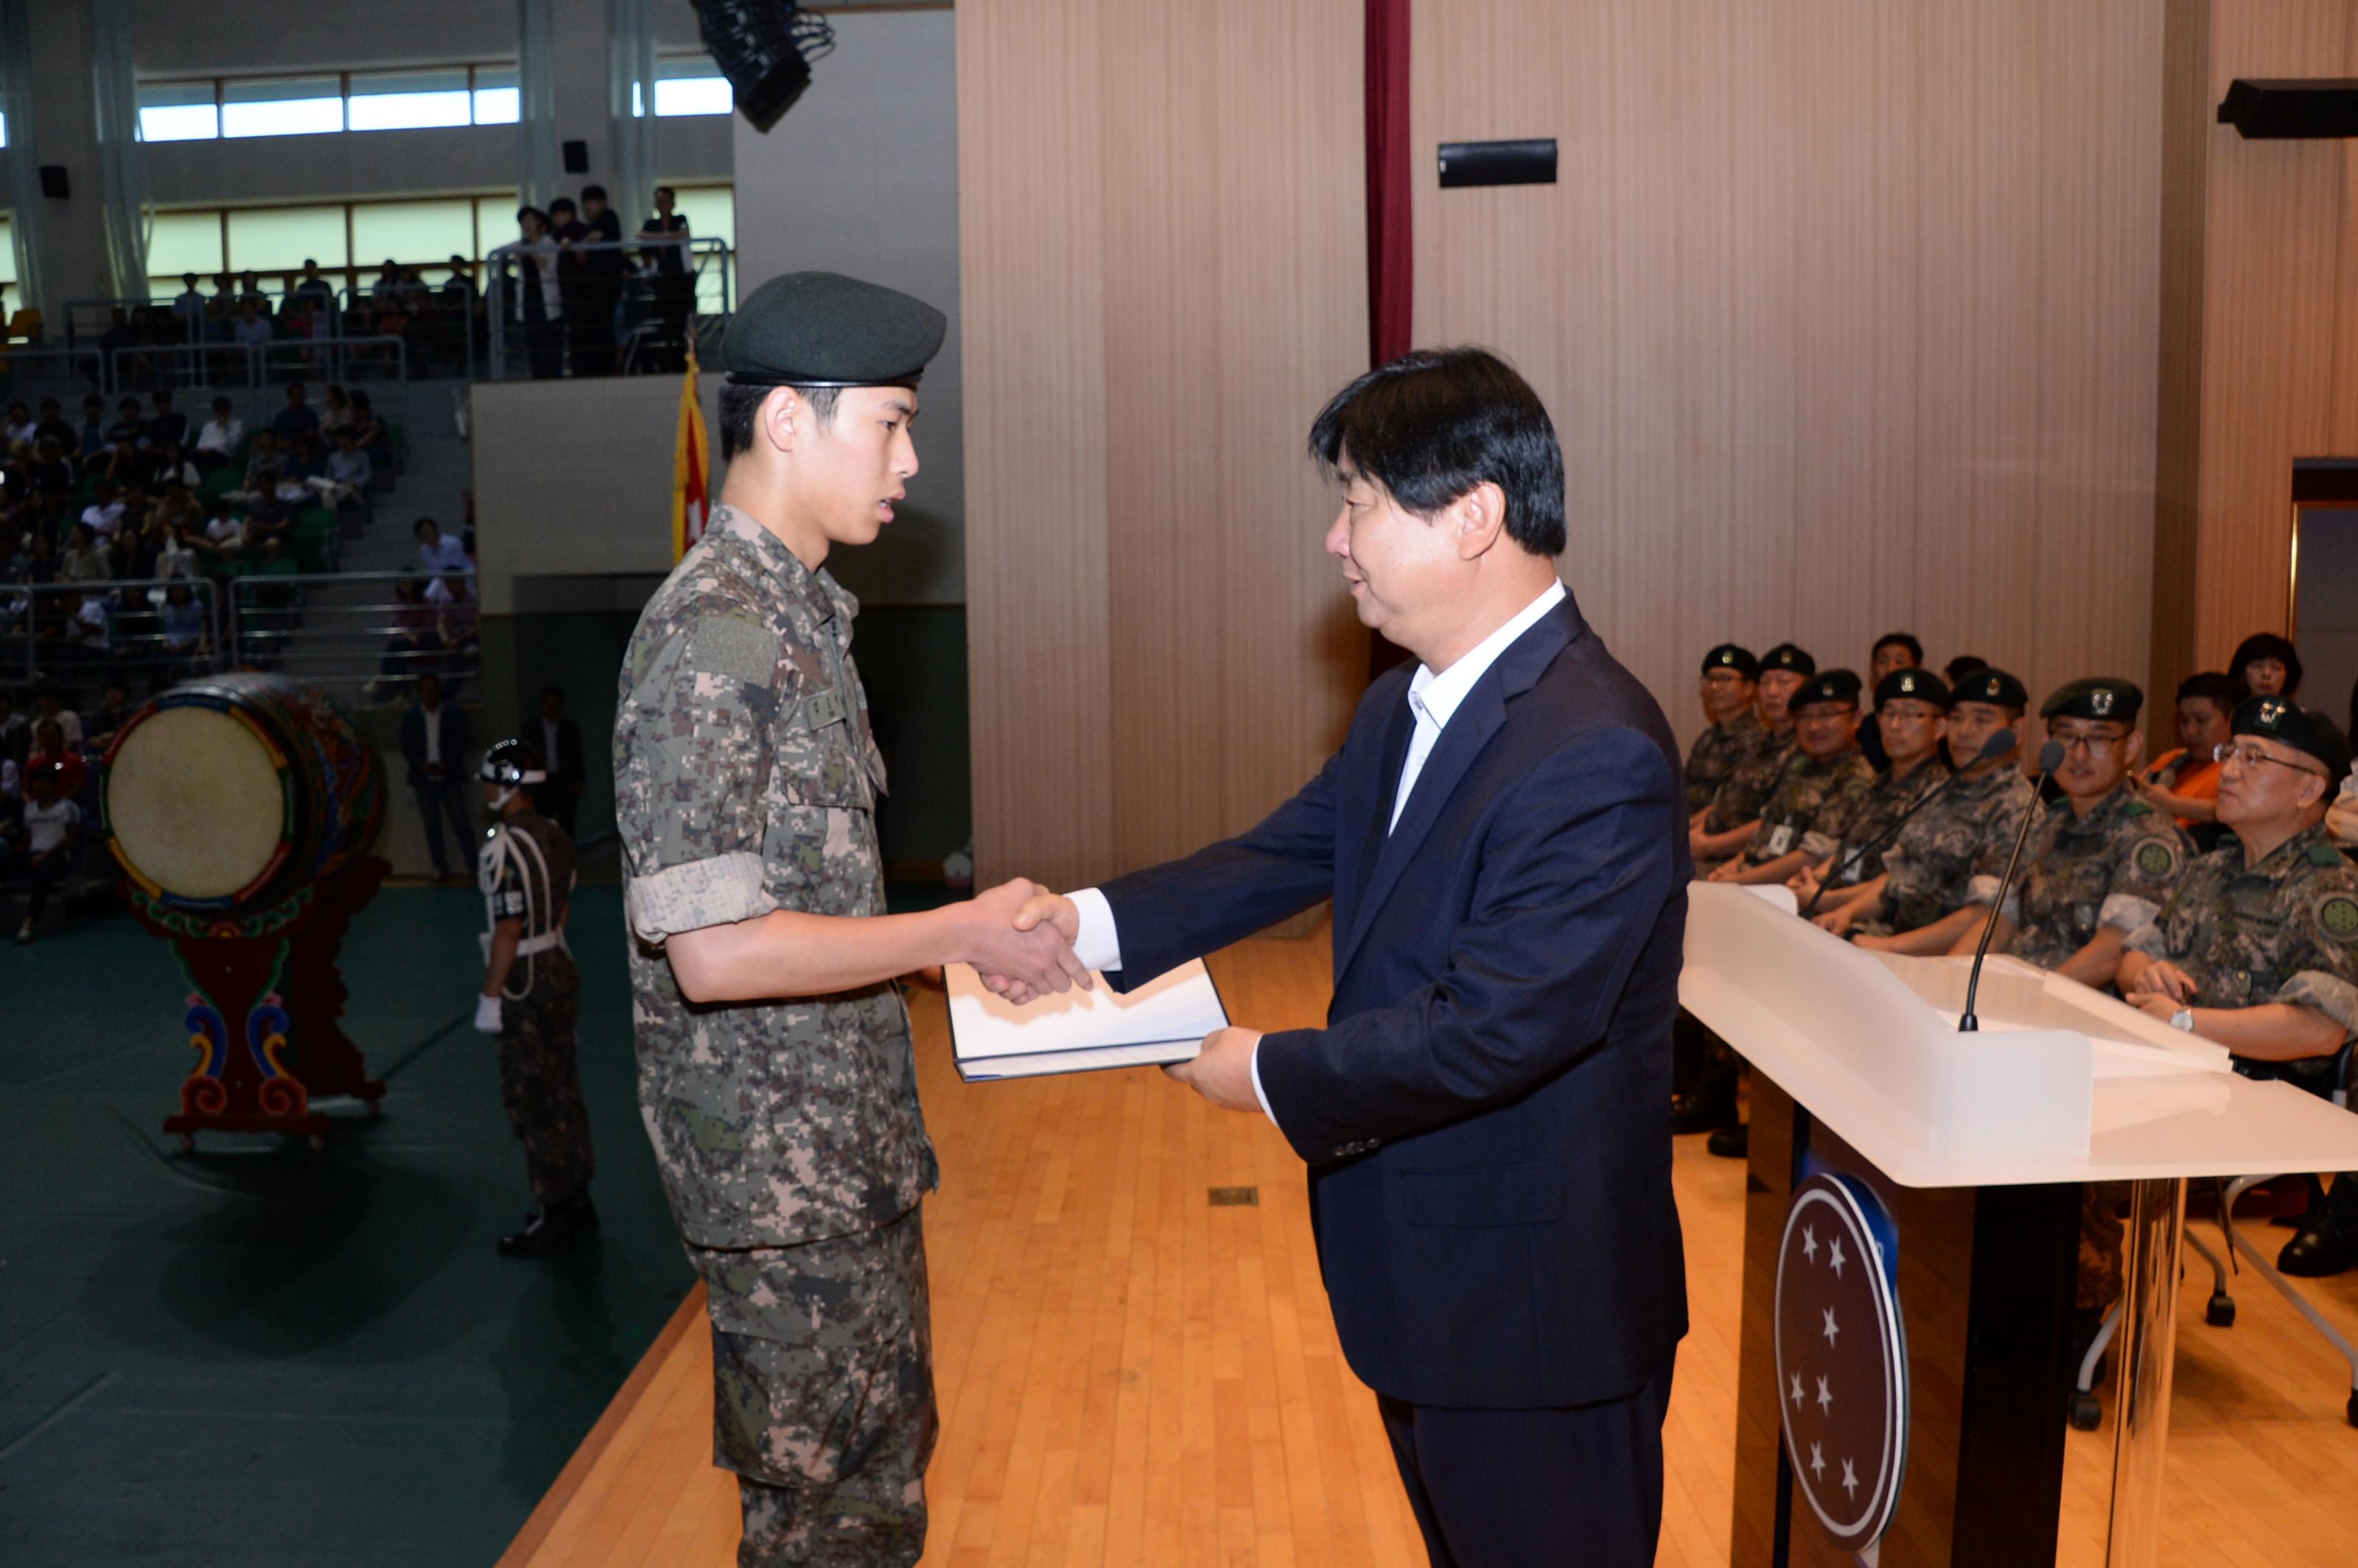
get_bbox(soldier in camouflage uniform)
[1836,667,2037,945]
[1791,667,1952,913]
[1707,669,1875,886]
[2121,696,2358,1278]
[472,738,592,1258]
[612,272,1086,1568]
[1684,643,1763,813]
[1691,641,1815,871]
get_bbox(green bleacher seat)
[289,508,337,573]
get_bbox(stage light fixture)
[692,0,836,133]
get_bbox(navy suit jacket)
[399,701,472,788]
[1102,594,1690,1408]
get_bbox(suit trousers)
[1379,1353,1675,1568]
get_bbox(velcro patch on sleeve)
[688,614,779,688]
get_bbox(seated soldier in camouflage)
[1836,668,2037,947]
[1948,677,2194,990]
[1685,643,1762,813]
[1691,642,1814,871]
[2119,696,2358,1277]
[1789,668,1953,915]
[1707,669,1875,886]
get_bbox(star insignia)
[1841,1457,1860,1497]
[1790,1372,1805,1408]
[1801,1226,1819,1263]
[1828,1236,1847,1279]
[1808,1441,1826,1480]
[1822,1306,1840,1346]
[1816,1374,1833,1413]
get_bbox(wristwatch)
[2169,1007,2195,1032]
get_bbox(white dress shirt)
[1069,578,1567,1124]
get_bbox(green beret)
[722,271,948,388]
[2233,696,2352,783]
[1791,668,1864,713]
[2041,677,2144,725]
[1760,643,1816,679]
[1951,667,2028,712]
[1876,668,1951,710]
[1701,643,1758,679]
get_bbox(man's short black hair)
[654,184,676,200]
[542,683,565,702]
[1943,654,1987,685]
[718,382,842,461]
[413,517,440,537]
[1872,631,1923,664]
[581,184,608,203]
[1308,347,1567,556]
[549,197,578,217]
[2177,671,2239,709]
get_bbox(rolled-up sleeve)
[617,617,781,943]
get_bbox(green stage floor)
[0,884,695,1567]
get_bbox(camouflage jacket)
[2124,822,2358,1034]
[1703,724,1797,834]
[1740,748,1875,866]
[1808,758,1951,887]
[1685,708,1766,814]
[1984,783,2194,973]
[1880,767,2037,931]
[612,504,937,1250]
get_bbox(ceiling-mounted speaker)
[38,165,68,200]
[561,139,590,175]
[2217,79,2358,139]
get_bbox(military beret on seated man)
[1691,642,1818,867]
[1707,669,1873,886]
[2119,694,2358,1275]
[1686,643,1764,813]
[1951,665,2031,715]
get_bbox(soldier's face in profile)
[787,385,920,548]
[1876,697,1945,767]
[1757,671,1805,724]
[2214,734,2328,826]
[1699,668,1753,722]
[1793,702,1858,760]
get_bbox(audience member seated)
[80,480,126,541]
[147,391,189,452]
[318,427,371,506]
[274,382,321,443]
[32,399,75,452]
[369,573,443,701]
[415,515,470,578]
[2,401,35,444]
[74,394,106,459]
[2118,696,2358,1277]
[427,572,480,679]
[7,760,81,945]
[105,396,144,450]
[193,396,243,471]
[25,718,85,797]
[27,439,73,502]
[233,299,272,354]
[225,429,287,505]
[1706,669,1874,886]
[1690,643,1812,870]
[59,522,111,585]
[156,581,211,672]
[321,382,356,434]
[81,679,134,755]
[2232,631,2301,701]
[1785,668,1955,914]
[346,389,390,466]
[0,690,27,766]
[2139,671,2236,832]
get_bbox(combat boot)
[2278,1173,2358,1278]
[1707,1123,1749,1160]
[499,1190,598,1258]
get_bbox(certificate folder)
[945,959,1230,1081]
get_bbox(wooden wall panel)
[1413,0,2166,736]
[2158,1,2358,699]
[961,0,1366,892]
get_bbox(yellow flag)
[671,343,710,561]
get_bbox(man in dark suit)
[528,684,586,841]
[400,672,475,881]
[1006,349,1690,1567]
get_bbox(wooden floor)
[500,931,2358,1567]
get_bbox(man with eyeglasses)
[1788,667,1956,920]
[1707,670,1875,887]
[2119,696,2358,1277]
[1691,642,1814,871]
[1684,643,1763,813]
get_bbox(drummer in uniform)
[470,738,592,1256]
[610,271,1085,1567]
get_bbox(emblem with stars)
[1774,1172,1910,1553]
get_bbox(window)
[227,206,349,275]
[346,70,472,133]
[0,215,15,318]
[654,56,733,117]
[668,186,736,312]
[222,77,344,139]
[352,200,475,276]
[149,211,227,290]
[476,193,526,246]
[472,67,519,127]
[138,82,220,142]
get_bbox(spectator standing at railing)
[10,760,81,945]
[237,271,268,314]
[402,672,475,883]
[172,275,206,332]
[549,197,609,378]
[194,396,243,472]
[274,383,321,444]
[233,298,272,355]
[640,185,693,374]
[580,186,626,377]
[513,206,566,380]
[293,259,335,312]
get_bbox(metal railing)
[2,575,225,689]
[102,336,416,426]
[228,568,479,703]
[0,346,108,405]
[483,235,730,379]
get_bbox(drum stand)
[130,857,391,1151]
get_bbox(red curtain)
[1365,0,1412,368]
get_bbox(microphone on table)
[1802,729,2018,918]
[1958,738,2067,1033]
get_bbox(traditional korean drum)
[101,675,386,915]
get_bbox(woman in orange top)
[2138,671,2235,825]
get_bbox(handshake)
[951,880,1091,1004]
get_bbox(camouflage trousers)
[496,956,593,1208]
[2079,1181,2127,1312]
[685,1203,937,1568]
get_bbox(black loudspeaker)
[561,139,590,175]
[38,165,68,200]
[2217,79,2358,139]
[1437,139,1558,189]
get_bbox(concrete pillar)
[21,2,113,324]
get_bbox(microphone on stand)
[1802,729,2018,918]
[1958,738,2067,1032]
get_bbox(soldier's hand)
[959,879,1091,1001]
[1812,903,1856,937]
[2126,959,2197,1005]
[1850,931,1895,953]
